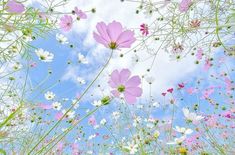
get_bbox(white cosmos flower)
[123,141,138,154]
[112,111,120,120]
[174,126,193,135]
[133,116,141,127]
[52,102,62,111]
[11,62,22,71]
[182,108,204,122]
[92,100,102,107]
[44,91,55,100]
[145,76,155,84]
[78,53,88,64]
[77,76,86,85]
[35,48,54,62]
[153,102,160,108]
[100,118,107,125]
[167,135,187,145]
[88,134,96,140]
[56,33,69,44]
[131,54,139,65]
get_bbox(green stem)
[27,50,114,154]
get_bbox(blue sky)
[18,0,235,153]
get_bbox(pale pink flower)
[71,143,80,155]
[201,87,214,99]
[6,0,25,14]
[59,15,73,31]
[109,69,142,104]
[93,21,136,49]
[187,87,197,94]
[203,59,212,71]
[38,12,47,20]
[57,142,64,154]
[88,115,96,126]
[196,48,203,60]
[74,7,87,19]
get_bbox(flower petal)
[109,69,120,87]
[125,76,141,87]
[124,93,137,104]
[120,69,131,83]
[93,32,109,47]
[111,90,120,97]
[116,30,136,48]
[125,87,142,97]
[96,22,111,43]
[107,21,123,42]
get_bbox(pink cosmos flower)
[140,23,149,36]
[93,21,136,49]
[196,48,203,60]
[108,69,142,104]
[71,143,79,155]
[56,142,64,155]
[203,59,212,71]
[88,115,96,126]
[30,62,37,68]
[59,15,73,31]
[74,7,87,19]
[201,87,214,99]
[187,87,197,94]
[179,0,192,12]
[6,0,25,14]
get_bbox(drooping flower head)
[5,0,25,14]
[109,69,142,104]
[59,15,73,31]
[74,7,87,19]
[93,21,136,49]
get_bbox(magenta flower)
[74,7,87,19]
[179,0,192,12]
[93,21,136,49]
[140,23,149,36]
[6,0,25,14]
[59,15,73,31]
[109,69,142,104]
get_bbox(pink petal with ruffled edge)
[125,87,142,97]
[125,76,141,87]
[116,30,136,48]
[107,21,123,42]
[119,69,131,84]
[109,69,120,88]
[6,0,25,14]
[124,92,137,104]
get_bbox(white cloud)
[57,0,199,98]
